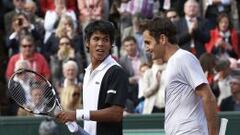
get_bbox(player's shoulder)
[174,49,197,61]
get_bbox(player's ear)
[159,34,167,45]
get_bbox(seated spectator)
[5,35,50,80]
[165,8,180,23]
[8,59,30,116]
[220,75,240,111]
[121,13,147,58]
[214,59,233,106]
[4,0,26,35]
[17,85,44,116]
[199,53,220,100]
[119,36,147,113]
[205,13,239,60]
[77,0,104,29]
[43,0,77,43]
[6,13,42,56]
[60,84,82,111]
[44,15,85,66]
[50,37,83,88]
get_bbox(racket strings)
[9,71,56,114]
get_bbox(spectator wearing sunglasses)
[5,35,50,80]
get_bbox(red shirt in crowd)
[5,53,51,80]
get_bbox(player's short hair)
[145,17,178,44]
[84,20,115,45]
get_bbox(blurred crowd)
[0,0,240,117]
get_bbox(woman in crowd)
[60,84,82,111]
[205,13,239,59]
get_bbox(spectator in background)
[142,58,166,114]
[204,0,231,29]
[119,36,147,113]
[165,8,180,23]
[23,0,45,43]
[214,59,233,106]
[77,0,104,29]
[121,13,147,57]
[199,53,220,101]
[6,13,42,56]
[205,13,239,60]
[175,0,210,58]
[5,35,50,80]
[7,60,30,116]
[45,15,86,67]
[135,63,150,113]
[50,37,83,89]
[60,84,82,111]
[39,0,78,17]
[4,0,26,35]
[56,60,82,93]
[43,0,77,43]
[220,75,240,111]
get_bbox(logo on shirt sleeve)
[107,89,116,94]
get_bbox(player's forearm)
[78,106,124,122]
[202,95,219,135]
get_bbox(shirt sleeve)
[180,53,208,90]
[104,66,128,107]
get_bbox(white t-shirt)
[164,49,209,135]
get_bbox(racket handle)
[65,121,89,134]
[65,121,79,132]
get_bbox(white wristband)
[76,109,90,120]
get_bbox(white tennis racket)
[8,69,82,133]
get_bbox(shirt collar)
[85,55,117,72]
[185,16,197,22]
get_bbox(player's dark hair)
[145,17,178,44]
[84,20,115,45]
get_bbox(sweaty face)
[87,31,112,63]
[143,30,164,60]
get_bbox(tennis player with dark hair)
[143,17,219,135]
[57,20,128,135]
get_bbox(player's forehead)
[91,31,110,39]
[143,30,156,41]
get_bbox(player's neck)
[164,44,179,62]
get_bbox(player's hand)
[56,111,77,123]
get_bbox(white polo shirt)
[82,55,120,135]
